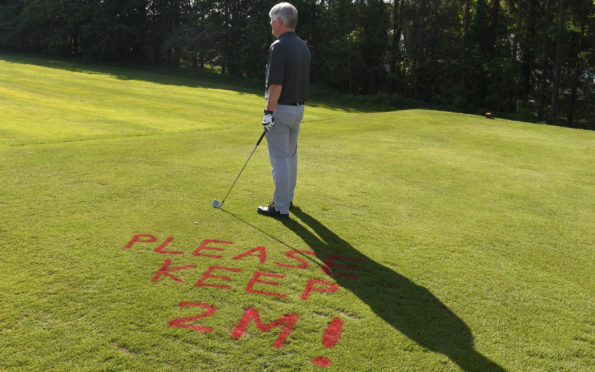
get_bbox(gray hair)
[269,2,298,29]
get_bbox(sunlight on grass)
[0,56,351,145]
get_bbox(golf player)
[258,2,311,220]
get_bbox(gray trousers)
[266,104,305,214]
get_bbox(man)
[257,2,311,220]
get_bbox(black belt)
[279,102,304,106]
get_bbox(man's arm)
[266,84,283,112]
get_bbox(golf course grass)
[1,54,593,371]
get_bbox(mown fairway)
[1,55,594,371]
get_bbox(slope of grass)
[1,54,594,371]
[0,54,349,146]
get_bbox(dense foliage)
[1,0,593,128]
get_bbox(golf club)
[212,131,266,209]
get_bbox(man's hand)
[262,109,275,132]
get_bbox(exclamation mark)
[311,317,343,367]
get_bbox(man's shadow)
[282,207,505,371]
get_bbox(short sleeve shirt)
[265,32,311,105]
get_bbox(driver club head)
[212,199,222,209]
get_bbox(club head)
[212,199,222,209]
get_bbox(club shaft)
[219,131,266,207]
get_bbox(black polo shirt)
[265,32,311,105]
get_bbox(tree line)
[0,0,593,128]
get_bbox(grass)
[0,54,594,371]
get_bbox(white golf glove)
[262,109,275,132]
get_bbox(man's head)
[269,2,298,38]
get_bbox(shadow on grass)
[280,206,505,372]
[0,52,262,94]
[0,52,394,113]
[219,208,323,269]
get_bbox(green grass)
[1,54,594,371]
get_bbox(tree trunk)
[463,0,471,51]
[521,0,536,100]
[568,0,587,126]
[413,0,427,68]
[390,0,402,74]
[537,0,552,120]
[550,0,564,123]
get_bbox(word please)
[125,235,364,278]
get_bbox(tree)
[550,0,565,122]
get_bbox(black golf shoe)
[257,203,289,220]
